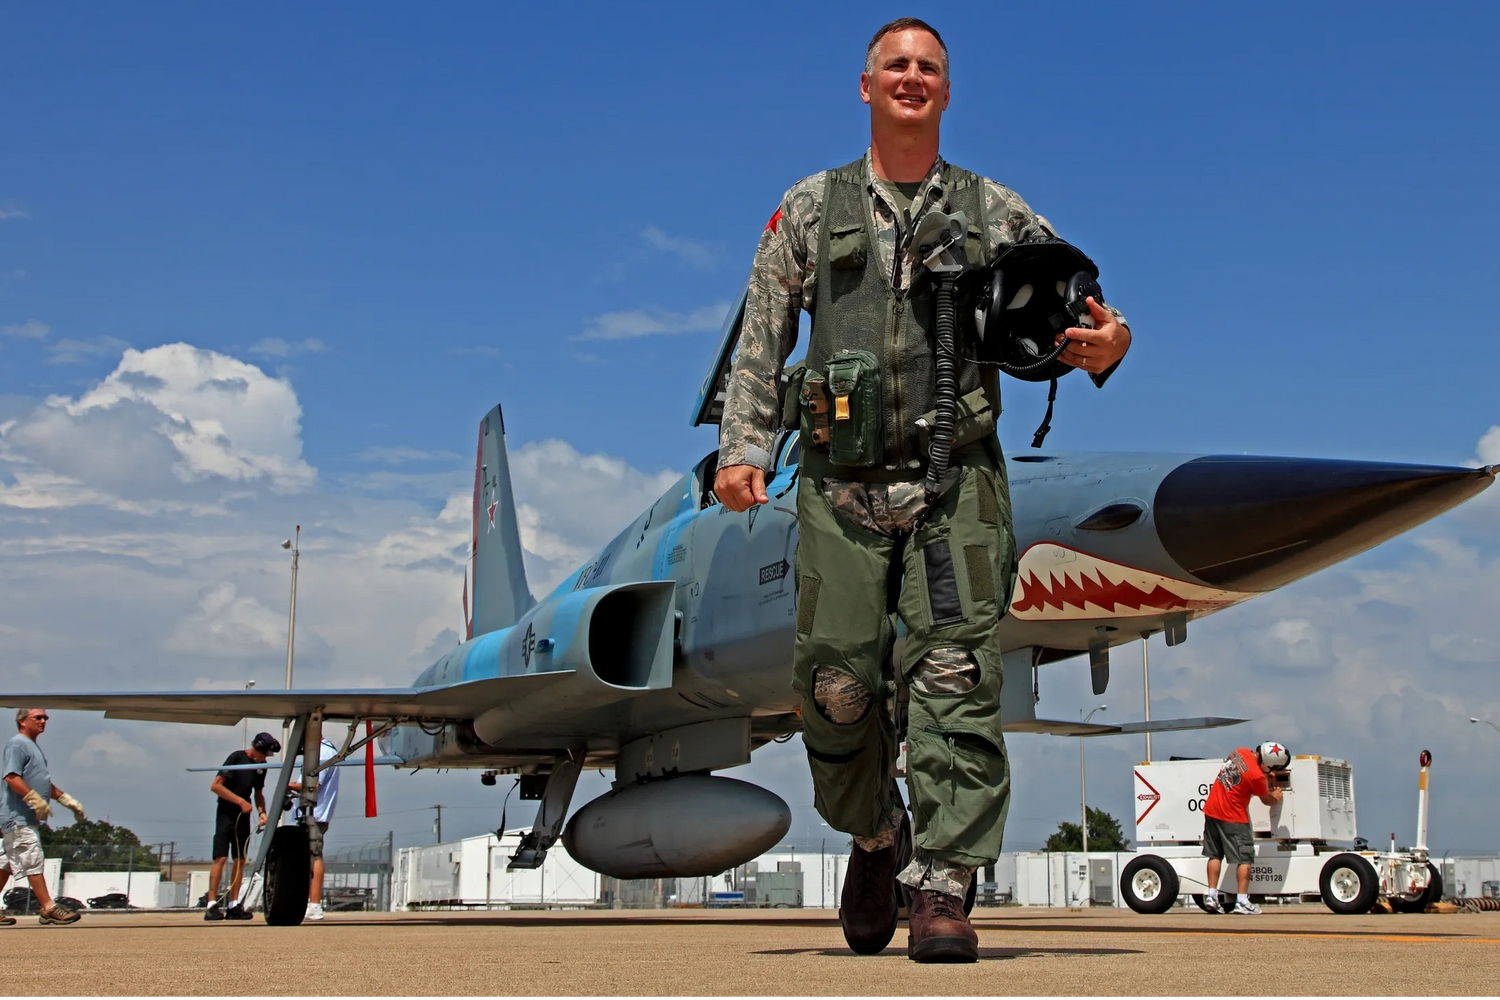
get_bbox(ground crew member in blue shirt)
[716,18,1131,962]
[1,708,84,924]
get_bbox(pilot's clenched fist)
[714,465,768,512]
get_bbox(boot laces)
[848,846,890,910]
[925,890,965,921]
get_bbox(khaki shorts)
[1202,816,1255,866]
[1,824,45,879]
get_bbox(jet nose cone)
[1154,456,1495,591]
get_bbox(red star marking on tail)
[487,501,497,530]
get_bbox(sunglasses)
[32,715,48,722]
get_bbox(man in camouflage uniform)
[715,18,1131,962]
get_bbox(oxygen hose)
[923,274,959,503]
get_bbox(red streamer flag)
[364,720,377,818]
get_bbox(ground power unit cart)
[1119,751,1441,915]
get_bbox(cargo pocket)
[825,350,883,468]
[828,226,868,271]
[922,538,965,627]
[905,726,1010,864]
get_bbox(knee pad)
[911,646,980,696]
[812,665,874,725]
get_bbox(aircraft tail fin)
[467,405,535,638]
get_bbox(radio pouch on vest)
[799,372,833,449]
[823,350,883,467]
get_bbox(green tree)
[1044,807,1130,852]
[38,818,161,872]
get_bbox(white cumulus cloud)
[1477,426,1500,466]
[164,582,292,656]
[578,303,729,341]
[248,337,329,358]
[508,438,680,593]
[2,319,49,340]
[70,731,147,768]
[0,343,314,512]
[642,227,718,271]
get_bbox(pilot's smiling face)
[861,28,951,129]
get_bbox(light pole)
[1141,634,1153,762]
[1471,717,1500,735]
[281,527,301,691]
[281,527,300,748]
[242,680,256,747]
[1080,705,1107,853]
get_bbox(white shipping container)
[61,870,161,909]
[397,832,599,908]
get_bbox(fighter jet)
[3,297,1493,924]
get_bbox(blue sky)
[1,3,1498,856]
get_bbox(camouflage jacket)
[718,150,1128,472]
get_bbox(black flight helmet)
[961,237,1103,382]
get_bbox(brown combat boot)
[839,820,909,954]
[907,888,978,963]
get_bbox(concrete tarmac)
[19,906,1500,996]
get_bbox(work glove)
[57,792,85,820]
[22,789,51,821]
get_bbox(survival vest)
[804,159,1000,477]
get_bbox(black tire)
[1120,855,1179,914]
[1320,853,1379,915]
[1424,863,1444,906]
[1390,862,1444,913]
[264,824,311,926]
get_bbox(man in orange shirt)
[1201,742,1288,914]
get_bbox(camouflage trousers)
[793,446,1017,889]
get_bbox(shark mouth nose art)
[1009,543,1247,621]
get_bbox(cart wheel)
[1390,889,1426,913]
[264,825,311,926]
[1120,856,1179,914]
[1319,853,1378,915]
[1191,894,1231,914]
[1423,863,1443,906]
[1393,862,1445,912]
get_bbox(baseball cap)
[252,732,282,755]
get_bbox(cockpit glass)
[779,434,800,470]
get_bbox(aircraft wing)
[0,673,568,727]
[1009,715,1246,737]
[190,756,407,772]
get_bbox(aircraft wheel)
[1120,855,1179,914]
[1320,853,1378,915]
[264,825,311,926]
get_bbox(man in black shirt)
[205,731,278,921]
